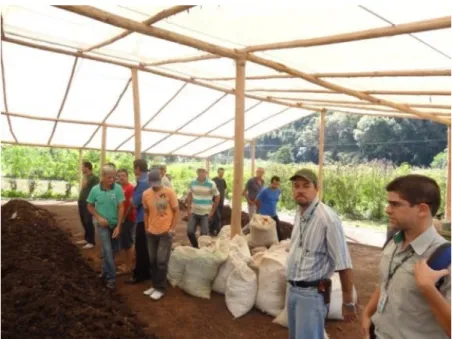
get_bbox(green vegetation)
[1,144,447,223]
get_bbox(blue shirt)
[257,187,281,217]
[133,172,150,223]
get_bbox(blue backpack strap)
[427,242,451,289]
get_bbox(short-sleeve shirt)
[162,175,172,188]
[257,187,281,217]
[286,198,352,281]
[86,183,125,227]
[133,172,150,223]
[372,226,451,339]
[189,178,219,216]
[121,183,136,222]
[142,187,178,235]
[245,177,265,201]
[79,173,99,201]
[213,177,227,205]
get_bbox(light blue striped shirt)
[189,178,219,216]
[287,198,352,281]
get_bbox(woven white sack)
[167,246,199,287]
[248,214,278,248]
[225,259,258,318]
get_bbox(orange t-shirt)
[142,187,178,235]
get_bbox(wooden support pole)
[101,125,107,169]
[446,126,451,221]
[231,57,246,238]
[78,148,84,190]
[205,158,210,174]
[318,110,326,201]
[250,140,256,177]
[131,68,141,159]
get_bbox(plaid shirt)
[287,198,352,282]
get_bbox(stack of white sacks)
[168,214,356,336]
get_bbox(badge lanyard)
[299,201,320,247]
[384,246,415,291]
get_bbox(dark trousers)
[133,222,151,280]
[77,200,95,245]
[209,203,223,235]
[147,232,173,291]
[272,215,282,241]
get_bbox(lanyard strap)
[299,201,320,247]
[385,246,415,290]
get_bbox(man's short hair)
[218,167,225,172]
[101,165,116,176]
[117,168,128,176]
[82,161,93,171]
[386,174,441,216]
[159,164,167,170]
[106,162,116,169]
[271,175,280,183]
[133,159,148,172]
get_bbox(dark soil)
[1,199,156,339]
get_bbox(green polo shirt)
[86,183,125,227]
[372,226,451,339]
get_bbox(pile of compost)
[1,199,156,339]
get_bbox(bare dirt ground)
[28,201,381,339]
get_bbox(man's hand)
[187,209,192,218]
[112,226,121,238]
[208,210,215,219]
[414,259,450,290]
[169,228,176,236]
[342,304,358,323]
[97,217,109,227]
[361,311,372,339]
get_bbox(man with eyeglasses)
[362,174,451,339]
[286,169,357,339]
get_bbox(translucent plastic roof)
[1,5,451,158]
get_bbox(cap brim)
[289,174,312,182]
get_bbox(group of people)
[77,160,451,339]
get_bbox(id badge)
[377,291,388,313]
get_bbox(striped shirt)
[286,198,352,282]
[189,178,219,216]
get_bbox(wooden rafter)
[144,53,220,67]
[1,111,244,141]
[83,77,132,147]
[81,6,194,52]
[142,82,188,128]
[0,16,18,143]
[243,16,451,52]
[0,36,328,112]
[195,69,452,81]
[143,92,229,154]
[55,6,450,124]
[269,97,452,110]
[47,57,79,145]
[247,88,450,96]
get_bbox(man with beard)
[286,169,357,339]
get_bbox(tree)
[268,145,294,164]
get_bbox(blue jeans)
[288,286,328,339]
[97,225,120,282]
[187,214,209,248]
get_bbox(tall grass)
[166,160,446,221]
